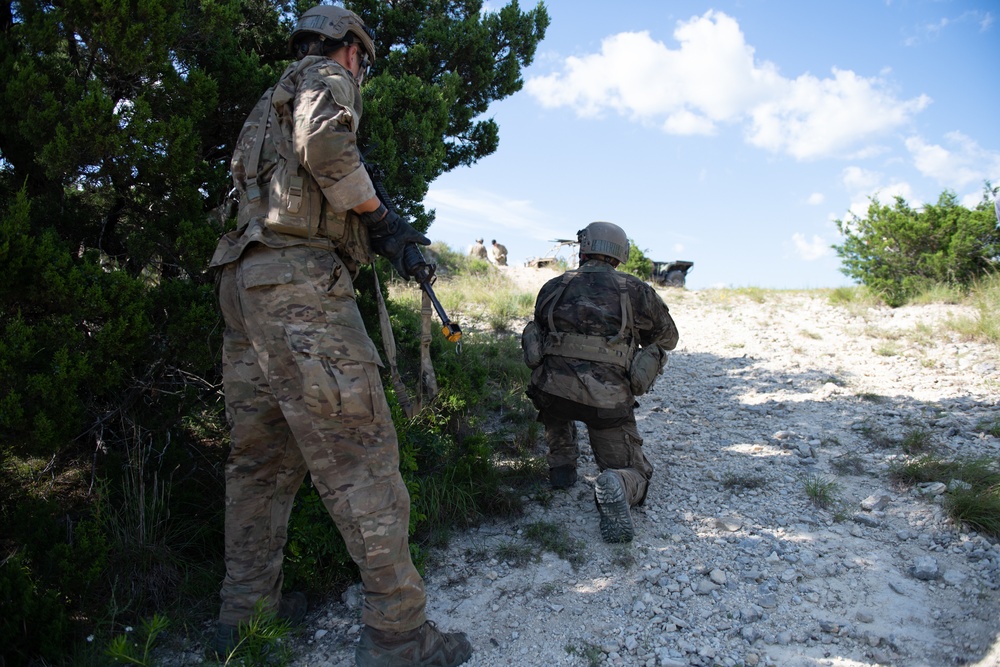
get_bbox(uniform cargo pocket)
[240,262,294,289]
[287,329,386,427]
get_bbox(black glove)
[361,204,431,280]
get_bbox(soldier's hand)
[363,206,430,280]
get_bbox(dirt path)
[163,284,1000,667]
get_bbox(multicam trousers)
[216,243,426,632]
[534,391,653,506]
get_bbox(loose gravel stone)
[153,285,1000,667]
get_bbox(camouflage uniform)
[468,240,488,260]
[490,241,508,266]
[210,55,426,633]
[526,259,678,506]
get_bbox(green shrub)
[284,482,358,593]
[621,239,652,280]
[0,492,110,666]
[833,188,1000,307]
[106,613,169,666]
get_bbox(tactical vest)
[231,59,370,264]
[540,269,636,367]
[522,268,664,396]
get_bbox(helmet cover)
[290,5,376,63]
[578,221,629,264]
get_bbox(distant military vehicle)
[526,239,579,269]
[651,260,694,287]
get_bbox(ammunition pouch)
[521,321,544,369]
[264,159,323,238]
[628,344,664,396]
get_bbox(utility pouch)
[629,345,664,396]
[521,320,544,369]
[264,159,323,238]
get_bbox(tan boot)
[355,621,472,667]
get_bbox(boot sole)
[595,471,634,543]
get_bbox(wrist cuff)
[361,203,388,227]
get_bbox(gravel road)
[164,277,1000,667]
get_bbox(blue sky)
[422,0,1000,289]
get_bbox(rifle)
[363,160,462,344]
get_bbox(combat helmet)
[578,221,629,265]
[290,5,376,64]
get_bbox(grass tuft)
[803,475,839,509]
[830,453,866,476]
[522,521,587,568]
[976,417,1000,438]
[943,273,1000,344]
[722,472,767,492]
[900,427,934,454]
[890,455,1000,537]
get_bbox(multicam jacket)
[210,55,376,271]
[529,260,679,411]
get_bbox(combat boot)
[356,621,472,667]
[209,592,308,658]
[594,470,634,543]
[549,465,577,490]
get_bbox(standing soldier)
[208,5,472,666]
[489,239,508,266]
[468,238,488,260]
[522,222,678,543]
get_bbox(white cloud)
[842,166,882,192]
[791,233,832,261]
[673,243,685,254]
[905,132,1000,190]
[526,17,779,128]
[841,166,916,219]
[425,187,565,242]
[526,10,929,160]
[746,69,930,159]
[807,192,825,205]
[904,10,995,45]
[663,109,716,136]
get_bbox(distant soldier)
[521,222,678,543]
[490,239,508,266]
[468,238,488,260]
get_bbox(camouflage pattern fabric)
[212,51,428,633]
[527,259,678,507]
[534,392,653,506]
[490,242,508,266]
[528,260,678,411]
[211,56,376,272]
[468,241,488,259]
[216,244,427,632]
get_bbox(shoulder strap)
[607,271,634,346]
[542,270,578,333]
[243,87,276,203]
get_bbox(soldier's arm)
[292,64,378,214]
[634,284,679,351]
